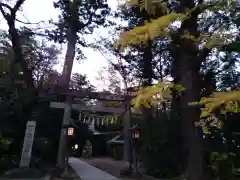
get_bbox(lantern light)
[67,127,74,136]
[74,144,78,149]
[133,131,140,139]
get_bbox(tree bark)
[57,8,77,166]
[170,1,207,179]
[141,40,153,86]
[7,20,36,100]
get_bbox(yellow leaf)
[115,13,186,50]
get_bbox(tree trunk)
[7,19,36,104]
[170,1,207,179]
[179,16,206,180]
[61,28,77,87]
[179,57,204,180]
[57,24,77,167]
[141,40,153,86]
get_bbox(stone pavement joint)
[69,157,121,180]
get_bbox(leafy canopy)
[116,0,237,50]
[131,81,184,108]
[117,0,240,117]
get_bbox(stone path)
[69,157,121,180]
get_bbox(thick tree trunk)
[7,20,36,103]
[179,56,204,180]
[6,19,37,131]
[179,22,206,180]
[57,26,77,167]
[170,1,207,179]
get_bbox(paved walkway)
[69,157,121,180]
[78,158,146,180]
[83,157,128,178]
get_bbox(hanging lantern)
[67,127,74,136]
[134,130,140,139]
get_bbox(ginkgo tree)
[119,0,240,124]
[116,0,239,180]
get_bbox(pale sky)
[0,0,120,87]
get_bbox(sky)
[0,0,120,87]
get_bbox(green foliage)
[49,0,111,60]
[139,110,183,178]
[0,136,12,151]
[203,111,240,179]
[0,136,13,173]
[226,41,240,52]
[210,152,236,179]
[70,73,95,91]
[0,29,60,83]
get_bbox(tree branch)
[0,2,11,18]
[82,6,98,28]
[0,3,12,10]
[16,18,45,25]
[12,0,25,15]
[197,47,212,63]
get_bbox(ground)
[82,157,146,180]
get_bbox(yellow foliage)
[182,33,202,42]
[120,0,239,123]
[103,100,122,107]
[131,81,184,108]
[126,0,168,15]
[116,13,186,50]
[193,91,240,118]
[117,0,236,50]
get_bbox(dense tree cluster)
[95,1,240,179]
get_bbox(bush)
[139,111,183,178]
[0,137,14,173]
[210,152,236,179]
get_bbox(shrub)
[138,110,183,178]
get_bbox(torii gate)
[40,88,133,102]
[45,87,134,167]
